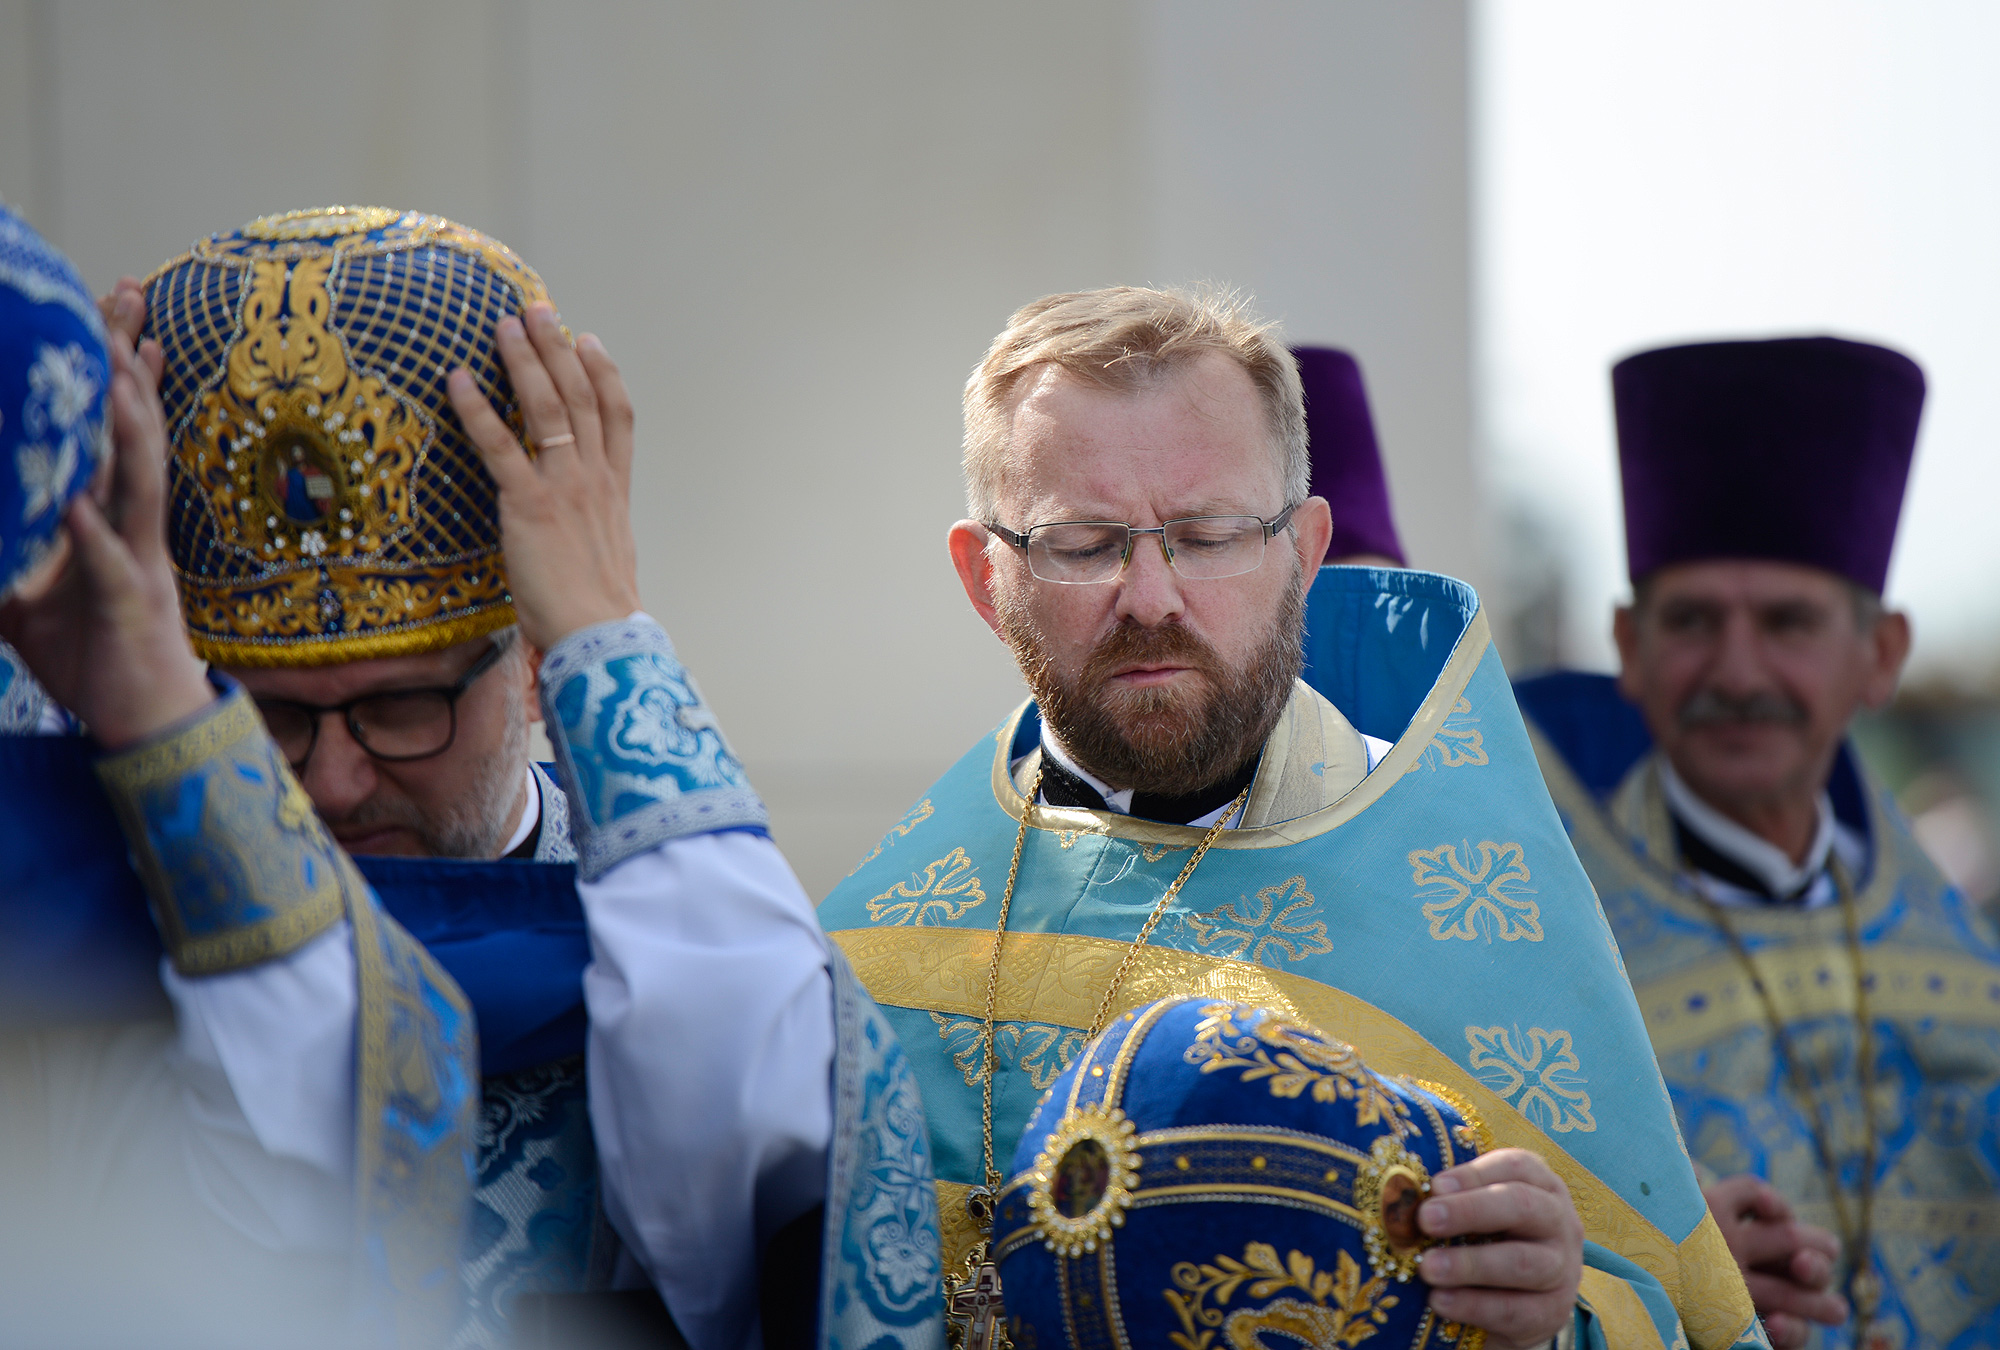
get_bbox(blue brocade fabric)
[1520,671,2000,1350]
[996,998,1490,1350]
[823,566,1764,1350]
[0,205,110,600]
[90,688,478,1349]
[540,615,769,879]
[822,946,947,1350]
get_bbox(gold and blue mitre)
[995,997,1490,1350]
[146,206,549,666]
[0,203,110,600]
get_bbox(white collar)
[1657,756,1836,900]
[499,763,542,856]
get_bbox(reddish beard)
[996,564,1306,798]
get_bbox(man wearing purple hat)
[1292,345,1407,567]
[1515,337,2000,1350]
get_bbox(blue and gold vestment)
[821,567,1760,1350]
[1518,671,2000,1350]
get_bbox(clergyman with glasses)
[118,207,943,1350]
[819,287,1761,1350]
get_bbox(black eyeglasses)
[989,504,1299,584]
[252,637,513,771]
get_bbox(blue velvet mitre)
[995,998,1491,1350]
[0,204,110,600]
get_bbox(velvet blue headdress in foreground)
[995,997,1489,1350]
[0,204,110,600]
[1613,335,1924,593]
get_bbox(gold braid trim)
[839,925,1758,1350]
[191,598,516,667]
[96,688,348,973]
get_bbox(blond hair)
[961,285,1307,522]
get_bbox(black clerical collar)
[1037,741,1259,826]
[1669,816,1798,903]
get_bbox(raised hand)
[446,302,641,652]
[0,330,212,748]
[1704,1174,1846,1349]
[1416,1147,1585,1350]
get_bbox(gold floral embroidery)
[1464,1025,1595,1133]
[866,846,987,925]
[1408,841,1541,942]
[1184,1004,1410,1133]
[1165,1244,1398,1350]
[849,798,934,873]
[1186,876,1333,967]
[182,256,425,565]
[1422,696,1488,769]
[928,1013,1085,1090]
[1140,843,1181,863]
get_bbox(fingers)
[521,304,604,462]
[1426,1283,1572,1350]
[1743,1270,1849,1327]
[105,332,171,557]
[1791,1221,1842,1262]
[575,333,634,486]
[1730,1219,1830,1273]
[63,491,140,600]
[1432,1148,1565,1200]
[5,528,73,605]
[1763,1312,1810,1350]
[1705,1174,1787,1225]
[494,306,593,464]
[1423,1150,1573,1243]
[1419,1238,1569,1291]
[447,367,537,496]
[98,277,146,346]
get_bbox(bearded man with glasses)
[821,287,1760,1350]
[103,208,942,1350]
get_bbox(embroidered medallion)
[1025,1103,1139,1257]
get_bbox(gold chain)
[972,764,1250,1194]
[1695,860,1879,1340]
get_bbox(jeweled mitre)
[996,997,1490,1350]
[148,206,549,665]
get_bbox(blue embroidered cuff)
[540,614,769,880]
[95,685,353,975]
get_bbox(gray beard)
[997,563,1306,799]
[324,659,530,859]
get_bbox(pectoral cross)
[946,1254,1006,1350]
[944,1185,1009,1350]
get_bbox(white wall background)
[0,1,1475,896]
[1477,0,2000,682]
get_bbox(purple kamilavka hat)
[1613,336,1924,593]
[1293,346,1406,565]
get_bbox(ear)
[1291,496,1333,575]
[521,639,545,724]
[948,520,1007,640]
[1612,604,1643,704]
[1860,609,1912,711]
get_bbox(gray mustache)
[1677,688,1807,728]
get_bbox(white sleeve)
[580,828,835,1350]
[158,922,358,1254]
